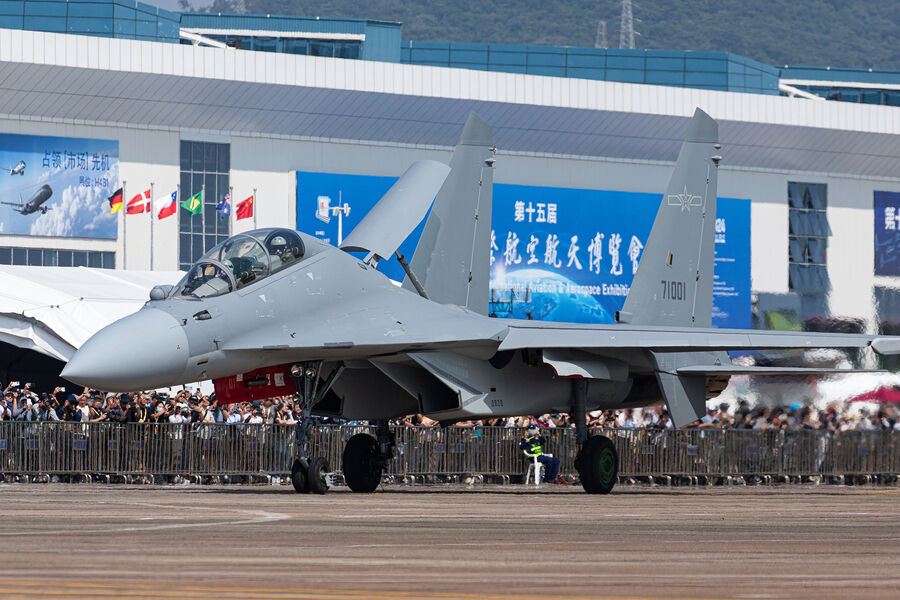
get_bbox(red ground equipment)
[213,364,297,405]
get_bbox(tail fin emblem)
[667,185,703,212]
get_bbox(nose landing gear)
[289,361,343,494]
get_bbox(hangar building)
[0,1,899,340]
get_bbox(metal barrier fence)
[1,423,898,480]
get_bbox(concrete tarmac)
[1,483,899,599]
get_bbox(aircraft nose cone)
[62,308,189,391]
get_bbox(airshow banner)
[0,134,119,239]
[874,191,900,276]
[297,171,752,328]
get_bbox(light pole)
[329,191,351,246]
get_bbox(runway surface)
[1,483,899,599]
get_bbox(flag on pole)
[236,194,254,221]
[126,189,151,215]
[108,188,123,214]
[216,193,231,218]
[155,190,178,220]
[182,190,202,216]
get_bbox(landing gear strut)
[342,420,396,493]
[290,361,343,494]
[571,379,618,494]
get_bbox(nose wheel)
[289,361,344,495]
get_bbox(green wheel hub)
[597,447,616,484]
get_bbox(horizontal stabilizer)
[676,365,887,376]
[340,160,450,261]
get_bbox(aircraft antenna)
[618,0,637,49]
[594,20,608,48]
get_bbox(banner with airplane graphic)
[0,133,119,239]
[297,171,751,328]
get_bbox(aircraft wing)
[0,201,23,208]
[497,320,900,355]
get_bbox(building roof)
[1,58,897,179]
[0,29,898,180]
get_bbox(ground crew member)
[520,425,560,483]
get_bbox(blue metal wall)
[400,42,781,94]
[0,0,179,42]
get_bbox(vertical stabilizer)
[403,112,494,314]
[619,108,720,328]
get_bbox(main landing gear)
[342,421,396,493]
[571,380,619,494]
[288,361,396,494]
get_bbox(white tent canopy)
[0,266,182,362]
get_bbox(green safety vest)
[526,437,543,456]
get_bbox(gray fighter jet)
[3,184,52,215]
[1,160,25,175]
[62,110,900,495]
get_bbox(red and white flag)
[126,189,151,215]
[155,190,178,220]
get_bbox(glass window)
[310,41,334,57]
[284,39,308,55]
[102,252,115,269]
[88,252,102,268]
[0,247,10,264]
[255,37,277,53]
[179,141,230,270]
[217,235,269,288]
[12,248,26,265]
[191,141,204,172]
[73,252,87,267]
[336,42,360,59]
[42,250,58,266]
[788,182,830,294]
[180,140,191,171]
[27,249,42,266]
[789,238,805,263]
[217,145,229,172]
[264,229,305,273]
[58,250,72,267]
[172,262,234,298]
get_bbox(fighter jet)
[1,160,25,176]
[2,184,52,215]
[62,110,900,495]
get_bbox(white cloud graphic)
[29,183,116,238]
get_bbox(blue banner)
[874,191,900,276]
[297,172,752,328]
[0,134,119,239]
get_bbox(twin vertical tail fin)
[403,112,495,314]
[619,108,721,328]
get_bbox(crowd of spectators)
[2,381,900,431]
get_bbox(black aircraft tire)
[307,456,330,495]
[577,435,618,495]
[342,433,382,493]
[291,458,310,494]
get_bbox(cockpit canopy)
[171,228,305,299]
